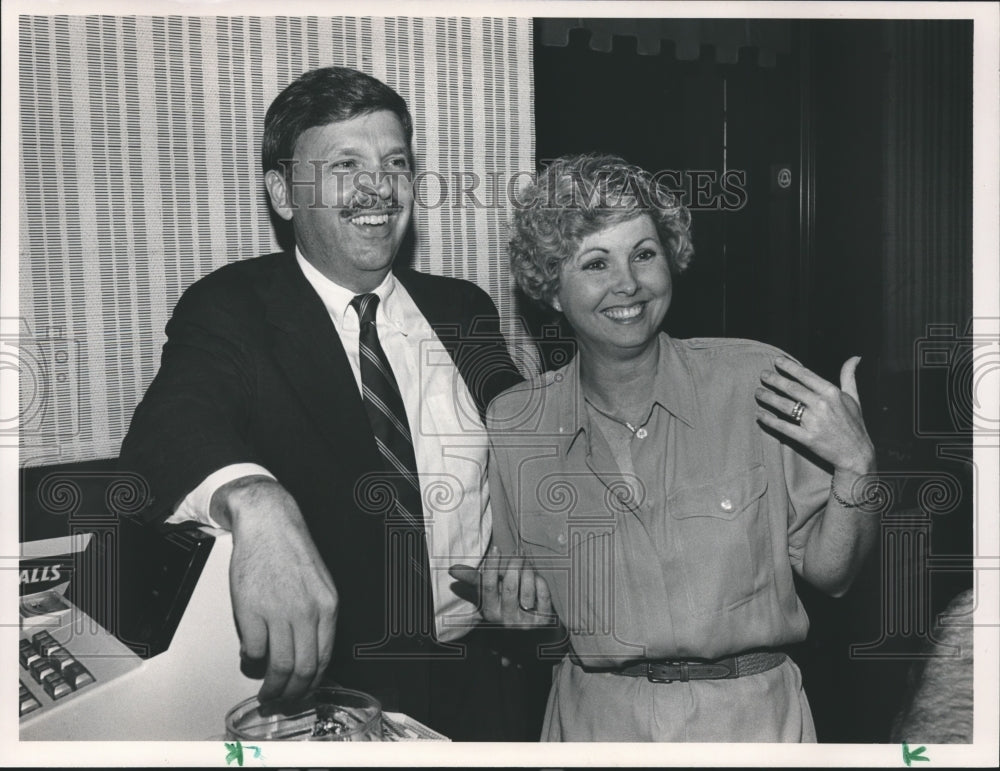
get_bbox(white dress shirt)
[168,251,492,640]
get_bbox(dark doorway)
[531,20,801,352]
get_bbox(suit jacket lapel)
[398,268,465,368]
[260,254,380,465]
[397,268,518,420]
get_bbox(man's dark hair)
[261,66,413,175]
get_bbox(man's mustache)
[338,193,404,218]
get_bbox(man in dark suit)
[120,66,549,740]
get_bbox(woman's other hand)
[449,546,556,627]
[755,355,876,476]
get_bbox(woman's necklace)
[580,340,659,438]
[584,398,647,437]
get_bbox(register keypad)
[19,682,41,716]
[19,631,95,705]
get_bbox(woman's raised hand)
[755,356,875,476]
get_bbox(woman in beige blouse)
[484,154,878,741]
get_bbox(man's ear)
[549,295,562,313]
[264,169,294,222]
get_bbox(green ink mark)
[902,742,929,766]
[224,741,243,766]
[224,740,263,766]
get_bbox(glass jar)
[225,687,384,741]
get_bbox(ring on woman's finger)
[790,400,806,425]
[518,598,535,612]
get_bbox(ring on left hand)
[790,400,806,425]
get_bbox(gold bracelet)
[830,479,861,508]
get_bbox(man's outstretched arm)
[121,275,337,702]
[211,476,338,701]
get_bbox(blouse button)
[635,428,648,439]
[557,533,567,545]
[720,498,734,512]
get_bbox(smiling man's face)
[265,110,413,292]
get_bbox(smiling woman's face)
[552,214,672,357]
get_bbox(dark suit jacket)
[119,251,523,722]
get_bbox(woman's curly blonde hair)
[509,154,694,306]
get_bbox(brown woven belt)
[602,651,787,683]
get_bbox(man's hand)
[212,477,338,702]
[449,545,556,627]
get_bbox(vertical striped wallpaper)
[18,15,537,466]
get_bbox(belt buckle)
[646,660,682,684]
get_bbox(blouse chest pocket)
[518,511,618,558]
[666,464,771,618]
[668,464,768,521]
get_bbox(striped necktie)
[350,293,436,651]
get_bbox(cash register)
[16,459,258,740]
[16,459,448,742]
[19,532,143,721]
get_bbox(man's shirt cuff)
[165,463,277,528]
